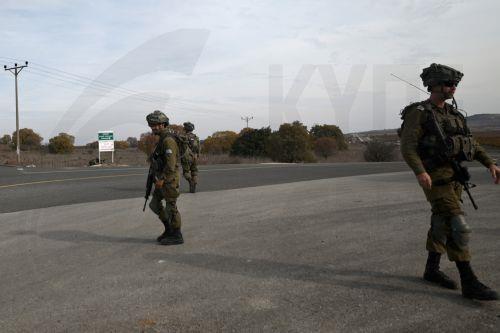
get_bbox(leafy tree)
[230,127,272,157]
[310,124,348,150]
[1,134,11,145]
[314,137,337,159]
[202,131,238,154]
[48,133,75,154]
[266,121,315,162]
[11,128,43,150]
[138,132,158,155]
[126,137,138,148]
[363,141,396,162]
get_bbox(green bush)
[230,127,272,157]
[126,137,138,148]
[11,128,43,150]
[48,133,75,154]
[266,121,316,163]
[310,124,348,150]
[202,131,238,154]
[314,137,337,159]
[1,134,11,145]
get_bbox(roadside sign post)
[98,131,114,164]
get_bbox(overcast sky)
[1,0,499,144]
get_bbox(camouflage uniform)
[146,110,184,245]
[148,128,182,230]
[183,122,200,193]
[399,64,498,300]
[400,100,493,261]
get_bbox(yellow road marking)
[0,173,144,189]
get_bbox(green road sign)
[98,132,114,141]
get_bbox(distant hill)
[465,114,500,131]
[349,114,500,137]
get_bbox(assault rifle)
[143,157,162,211]
[143,164,154,211]
[428,109,478,210]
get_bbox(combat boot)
[456,261,498,301]
[189,180,196,193]
[160,228,184,245]
[189,175,198,193]
[156,220,172,243]
[423,252,458,290]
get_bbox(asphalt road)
[1,166,499,332]
[0,162,413,213]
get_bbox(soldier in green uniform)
[183,121,200,193]
[146,110,184,245]
[400,64,500,300]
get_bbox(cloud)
[1,0,499,143]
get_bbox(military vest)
[185,132,200,155]
[399,101,475,169]
[150,131,178,171]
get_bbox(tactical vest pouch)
[447,135,475,162]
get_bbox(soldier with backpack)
[145,110,185,245]
[183,121,200,193]
[399,64,500,300]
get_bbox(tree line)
[200,122,348,162]
[0,129,139,154]
[0,123,396,162]
[0,123,347,162]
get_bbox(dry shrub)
[138,133,158,155]
[363,141,396,162]
[114,140,130,149]
[197,153,271,165]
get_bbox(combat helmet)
[183,122,195,132]
[146,110,169,126]
[420,63,463,89]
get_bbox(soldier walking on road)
[146,110,184,245]
[399,64,500,300]
[183,121,200,193]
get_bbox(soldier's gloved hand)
[183,172,192,181]
[417,172,432,190]
[155,179,164,188]
[489,164,500,184]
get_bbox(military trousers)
[422,167,471,261]
[188,156,198,183]
[149,186,181,229]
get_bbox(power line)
[1,56,236,117]
[26,67,167,104]
[0,56,166,102]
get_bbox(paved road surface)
[0,162,413,213]
[1,164,499,332]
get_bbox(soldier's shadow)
[143,252,482,308]
[11,229,153,244]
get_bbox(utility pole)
[4,61,28,165]
[241,116,253,128]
